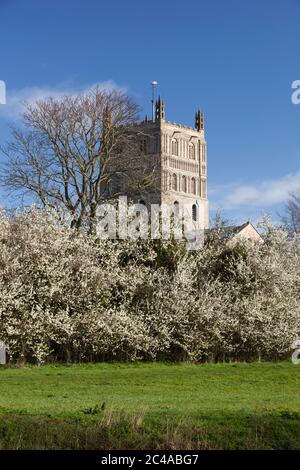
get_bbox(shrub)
[0,207,299,363]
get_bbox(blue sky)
[0,0,300,224]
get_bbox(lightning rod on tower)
[151,81,158,122]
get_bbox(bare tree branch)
[0,87,158,230]
[283,190,300,233]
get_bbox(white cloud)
[0,80,125,119]
[211,171,300,210]
[0,80,6,105]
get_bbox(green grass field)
[0,361,300,449]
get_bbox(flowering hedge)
[0,208,299,364]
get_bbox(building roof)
[205,221,262,242]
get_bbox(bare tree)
[0,87,157,230]
[283,190,300,233]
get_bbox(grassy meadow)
[0,361,300,449]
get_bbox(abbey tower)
[133,98,209,229]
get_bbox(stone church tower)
[133,98,209,229]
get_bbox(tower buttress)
[195,110,204,131]
[155,97,165,122]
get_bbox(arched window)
[202,144,206,162]
[201,179,207,198]
[182,175,187,193]
[191,177,196,195]
[174,201,179,216]
[171,173,177,191]
[192,204,197,221]
[171,139,178,156]
[189,143,195,159]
